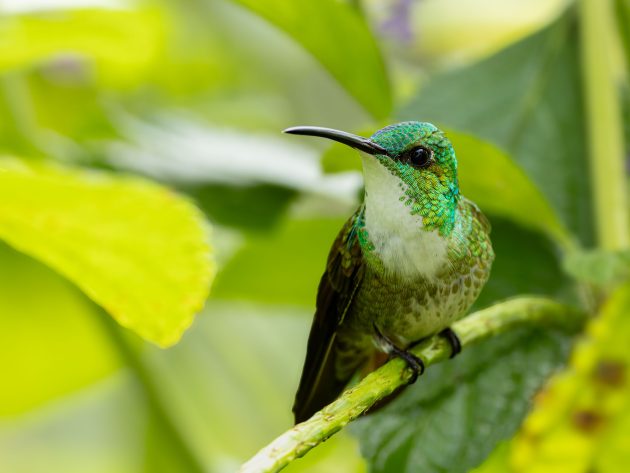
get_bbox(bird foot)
[439,327,462,358]
[373,323,425,384]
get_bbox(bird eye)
[403,146,432,168]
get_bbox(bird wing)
[461,197,492,234]
[292,208,365,423]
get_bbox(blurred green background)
[0,0,629,472]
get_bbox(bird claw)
[439,327,462,358]
[373,323,425,384]
[395,349,425,384]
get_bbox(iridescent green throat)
[369,122,460,236]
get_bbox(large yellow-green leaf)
[0,159,214,347]
[229,0,391,119]
[474,284,630,473]
[321,128,572,248]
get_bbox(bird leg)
[373,323,425,384]
[439,327,462,358]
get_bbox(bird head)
[284,121,460,235]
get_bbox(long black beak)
[283,126,387,156]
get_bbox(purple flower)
[379,0,415,43]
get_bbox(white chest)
[361,155,449,279]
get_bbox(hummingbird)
[285,121,494,424]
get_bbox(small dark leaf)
[189,184,295,232]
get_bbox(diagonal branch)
[239,297,586,473]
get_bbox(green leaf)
[228,0,391,119]
[351,327,571,473]
[0,241,120,417]
[190,184,296,232]
[475,218,572,309]
[451,131,572,248]
[0,159,214,347]
[401,12,593,244]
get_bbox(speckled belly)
[334,261,489,375]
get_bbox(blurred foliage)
[0,8,164,86]
[212,218,345,306]
[564,249,630,287]
[473,219,571,309]
[369,0,570,65]
[190,184,296,231]
[230,0,392,119]
[0,0,628,472]
[0,241,120,416]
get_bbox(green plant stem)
[580,0,629,250]
[238,297,586,473]
[99,312,206,473]
[616,0,630,73]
